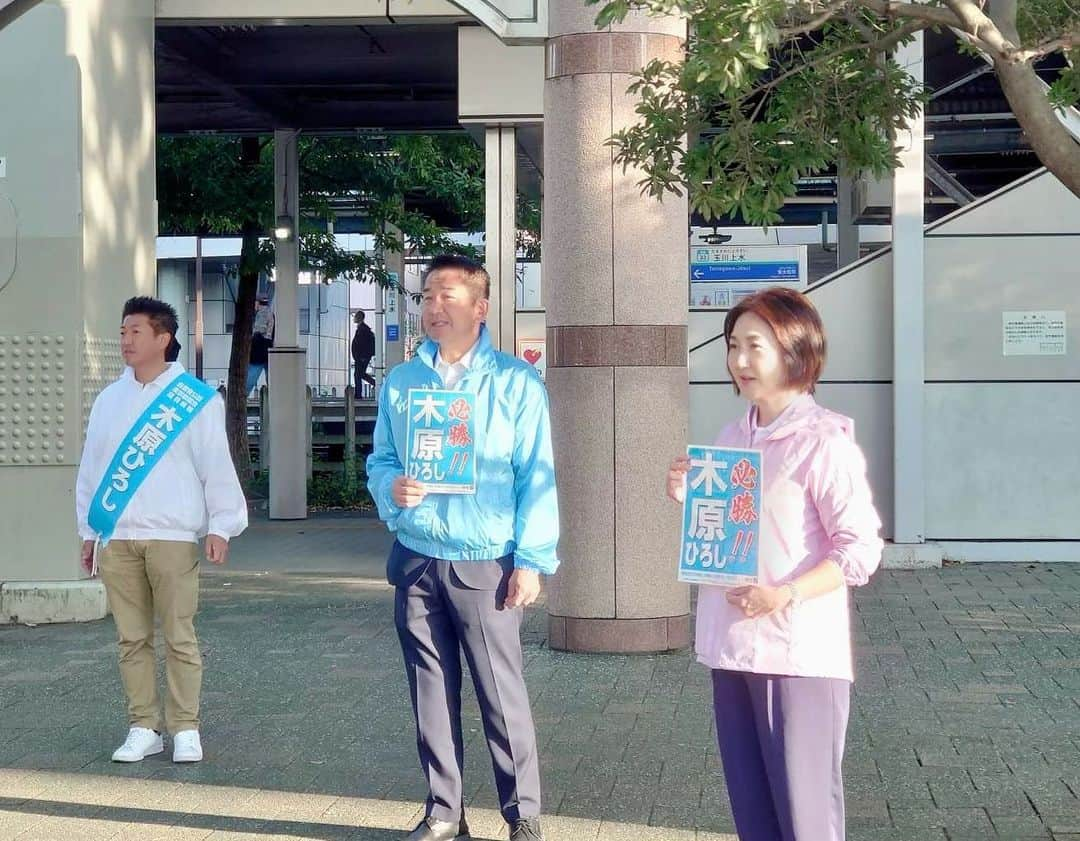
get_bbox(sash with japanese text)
[88,372,218,545]
[405,388,476,494]
[678,445,762,586]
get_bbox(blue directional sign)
[678,446,762,586]
[386,324,400,341]
[688,244,808,310]
[690,262,800,281]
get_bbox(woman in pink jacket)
[667,288,883,841]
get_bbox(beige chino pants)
[99,539,202,735]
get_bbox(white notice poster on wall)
[1002,311,1067,356]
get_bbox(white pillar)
[269,128,307,520]
[484,126,517,352]
[382,222,406,373]
[892,35,925,544]
[373,300,386,391]
[273,129,300,347]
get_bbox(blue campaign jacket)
[366,326,560,574]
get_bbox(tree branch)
[1011,33,1080,63]
[738,19,928,106]
[942,0,1016,57]
[857,0,963,29]
[844,9,880,43]
[988,0,1020,43]
[779,0,852,38]
[993,55,1080,198]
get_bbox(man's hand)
[506,569,541,608]
[392,476,428,508]
[80,540,96,576]
[205,534,229,565]
[726,584,791,619]
[666,455,691,504]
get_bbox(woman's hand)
[726,584,792,619]
[666,455,691,503]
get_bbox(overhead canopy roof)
[156,23,463,134]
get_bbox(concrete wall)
[458,26,544,122]
[156,0,468,22]
[0,0,155,584]
[156,0,545,41]
[922,174,1080,547]
[687,169,1080,558]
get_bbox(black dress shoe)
[403,815,470,841]
[509,817,544,841]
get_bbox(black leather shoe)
[403,815,470,841]
[509,817,544,841]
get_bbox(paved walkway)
[1,515,1079,840]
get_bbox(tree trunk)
[994,58,1080,200]
[224,137,263,486]
[225,229,259,485]
[986,0,1080,199]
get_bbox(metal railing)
[230,385,378,476]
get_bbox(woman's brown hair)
[723,288,827,394]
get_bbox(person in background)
[247,295,274,395]
[351,310,376,395]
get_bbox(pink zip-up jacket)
[695,395,884,682]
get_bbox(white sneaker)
[111,727,164,762]
[172,729,203,763]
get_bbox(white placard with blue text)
[405,389,477,494]
[679,445,762,586]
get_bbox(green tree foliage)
[588,0,1079,225]
[157,133,538,480]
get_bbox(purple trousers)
[711,669,850,841]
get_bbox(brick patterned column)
[543,4,690,652]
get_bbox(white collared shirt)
[435,341,478,389]
[75,362,248,544]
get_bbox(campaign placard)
[405,389,476,493]
[678,446,761,586]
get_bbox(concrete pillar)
[269,128,307,519]
[484,126,517,352]
[0,0,156,622]
[836,172,860,269]
[892,35,926,545]
[544,4,690,652]
[382,223,406,375]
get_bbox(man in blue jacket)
[367,255,559,841]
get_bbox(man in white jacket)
[76,296,248,764]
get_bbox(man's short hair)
[123,296,179,339]
[354,310,366,323]
[123,296,181,363]
[422,254,490,301]
[723,287,826,395]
